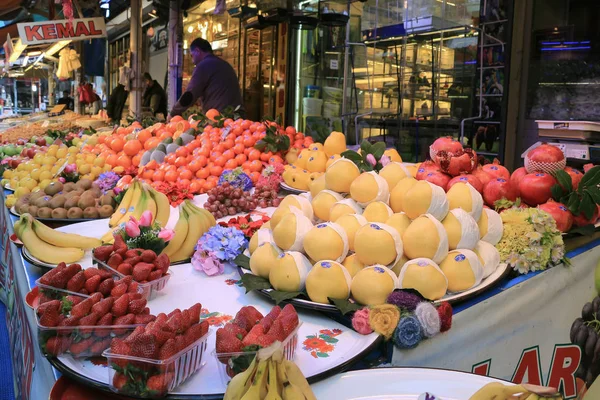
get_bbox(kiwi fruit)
[51,208,68,219]
[63,182,77,192]
[76,179,92,191]
[15,194,31,209]
[98,205,114,218]
[49,195,66,209]
[35,196,51,208]
[44,181,63,196]
[28,205,38,216]
[78,195,96,210]
[83,188,102,199]
[37,207,53,219]
[100,194,115,207]
[64,196,80,209]
[67,207,84,219]
[28,192,44,204]
[83,207,99,219]
[106,190,115,198]
[16,203,29,215]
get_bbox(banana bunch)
[101,180,171,244]
[161,200,216,263]
[224,342,316,400]
[469,382,562,400]
[14,214,102,264]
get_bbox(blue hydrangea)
[218,168,253,191]
[196,225,248,261]
[393,315,423,349]
[94,171,120,193]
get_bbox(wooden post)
[167,0,183,113]
[130,0,143,118]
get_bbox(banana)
[282,383,305,400]
[524,394,540,400]
[130,187,151,221]
[183,201,210,235]
[109,180,138,227]
[265,360,283,400]
[469,383,530,400]
[224,356,258,400]
[145,189,157,224]
[283,360,316,400]
[184,200,216,227]
[161,206,189,258]
[30,216,101,250]
[170,204,204,263]
[241,358,269,400]
[115,181,143,226]
[100,226,119,244]
[149,187,170,228]
[15,217,84,264]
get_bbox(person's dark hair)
[190,38,213,53]
[143,72,153,81]
[63,90,69,96]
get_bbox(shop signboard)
[17,17,107,45]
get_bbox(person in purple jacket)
[169,38,244,118]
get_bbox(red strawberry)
[266,306,282,320]
[128,281,140,294]
[280,304,297,317]
[267,319,286,341]
[130,333,158,358]
[95,313,113,337]
[84,275,101,293]
[149,270,163,281]
[107,253,123,270]
[257,335,276,348]
[216,328,243,353]
[89,292,102,304]
[242,324,265,347]
[97,278,115,297]
[44,336,69,356]
[146,373,174,394]
[113,314,136,334]
[154,313,168,327]
[110,283,128,298]
[134,314,155,324]
[70,337,95,356]
[185,321,208,345]
[180,309,192,332]
[124,326,146,344]
[166,312,183,334]
[112,373,127,390]
[109,338,130,367]
[93,245,114,262]
[48,264,81,289]
[36,300,60,316]
[83,267,101,280]
[66,271,86,292]
[119,276,133,286]
[132,263,152,281]
[188,303,202,324]
[124,249,140,259]
[98,269,114,280]
[168,309,181,318]
[38,263,66,285]
[129,292,143,301]
[124,256,142,266]
[112,294,129,317]
[224,323,247,340]
[128,298,147,315]
[158,338,178,360]
[234,306,263,330]
[279,312,299,336]
[58,315,80,329]
[142,307,151,315]
[112,234,128,256]
[117,263,133,275]
[147,327,175,347]
[65,295,84,307]
[243,306,264,324]
[174,334,187,352]
[91,297,114,317]
[259,315,275,332]
[71,298,93,318]
[78,312,100,334]
[90,338,112,355]
[155,253,170,273]
[79,289,88,295]
[140,250,157,263]
[232,315,252,332]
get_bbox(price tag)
[330,59,339,70]
[41,120,49,128]
[566,148,589,160]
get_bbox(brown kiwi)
[77,195,96,210]
[64,196,80,209]
[106,190,115,197]
[98,205,114,218]
[67,207,84,219]
[35,196,52,208]
[28,205,38,216]
[100,194,115,207]
[49,195,66,209]
[63,182,77,192]
[76,179,92,191]
[16,203,29,215]
[83,207,99,219]
[83,188,102,199]
[37,207,53,218]
[28,192,44,204]
[15,194,31,209]
[44,181,63,196]
[51,208,68,219]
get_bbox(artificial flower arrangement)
[352,289,453,349]
[152,181,195,206]
[58,163,79,183]
[257,162,285,191]
[192,225,248,276]
[117,210,175,254]
[218,168,253,191]
[94,171,120,193]
[496,207,567,274]
[219,213,270,239]
[341,140,390,172]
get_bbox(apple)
[44,136,53,145]
[8,158,20,169]
[20,148,28,157]
[30,136,38,144]
[16,139,26,146]
[26,148,36,159]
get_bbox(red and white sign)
[17,17,106,45]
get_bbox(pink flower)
[58,177,66,183]
[139,210,153,227]
[380,155,391,167]
[125,219,140,237]
[158,229,175,242]
[366,154,377,167]
[64,163,77,174]
[352,308,373,335]
[113,187,123,195]
[192,251,224,276]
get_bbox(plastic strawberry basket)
[92,257,171,301]
[102,331,211,398]
[213,322,302,382]
[35,278,91,303]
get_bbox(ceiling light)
[188,25,194,33]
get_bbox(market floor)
[0,301,15,400]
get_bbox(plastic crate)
[213,322,302,382]
[36,278,91,303]
[93,257,171,300]
[103,331,210,398]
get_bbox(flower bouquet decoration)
[219,213,270,239]
[58,163,79,183]
[94,171,120,194]
[192,225,248,276]
[117,210,175,254]
[340,140,390,172]
[218,167,253,191]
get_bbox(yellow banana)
[101,226,119,244]
[185,200,216,227]
[170,205,203,263]
[183,201,210,235]
[109,180,138,227]
[31,216,101,250]
[469,383,529,400]
[161,206,189,258]
[144,187,157,224]
[115,181,143,226]
[130,187,151,221]
[283,360,316,400]
[282,384,304,400]
[224,356,258,400]
[149,187,170,228]
[265,360,283,400]
[240,359,269,400]
[15,217,84,264]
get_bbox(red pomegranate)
[416,160,441,180]
[518,172,557,206]
[563,166,584,190]
[447,174,483,193]
[538,200,573,232]
[429,136,464,160]
[472,166,493,187]
[423,171,451,190]
[429,137,477,177]
[524,143,566,174]
[584,163,595,173]
[573,207,599,227]
[483,178,518,207]
[481,159,510,180]
[510,167,528,196]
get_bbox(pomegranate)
[573,207,599,227]
[563,166,583,190]
[524,143,566,174]
[429,137,477,176]
[584,163,595,173]
[518,172,557,206]
[510,167,528,196]
[483,178,518,207]
[429,136,464,160]
[538,200,573,232]
[416,160,440,180]
[481,159,510,180]
[447,174,483,193]
[423,171,451,190]
[472,166,493,187]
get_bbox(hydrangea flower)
[94,171,120,193]
[195,225,247,262]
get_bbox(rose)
[368,304,400,339]
[351,308,373,335]
[158,229,175,242]
[366,154,377,167]
[393,315,423,349]
[436,302,453,332]
[191,251,224,276]
[125,219,140,237]
[64,163,77,174]
[414,302,441,338]
[387,291,422,311]
[139,210,153,227]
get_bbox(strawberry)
[175,334,187,352]
[117,263,133,275]
[112,294,130,317]
[95,313,113,337]
[142,307,151,315]
[257,335,276,348]
[234,306,263,331]
[119,276,133,286]
[110,283,128,298]
[166,312,183,334]
[216,328,243,353]
[185,322,208,346]
[242,306,264,324]
[128,281,140,294]
[129,292,143,301]
[134,314,156,324]
[132,263,152,281]
[65,295,83,307]
[279,312,299,336]
[90,338,111,355]
[154,253,170,273]
[58,315,80,329]
[83,267,101,280]
[130,333,158,358]
[107,253,123,270]
[97,278,114,297]
[146,373,174,394]
[158,338,178,360]
[112,373,127,390]
[180,309,192,332]
[113,314,136,335]
[84,275,101,293]
[91,297,114,317]
[98,269,114,280]
[44,336,69,356]
[48,264,79,289]
[69,337,95,356]
[280,304,297,318]
[89,292,102,304]
[128,298,147,315]
[71,298,93,318]
[79,289,88,295]
[259,315,275,332]
[36,300,60,316]
[124,326,146,344]
[154,313,168,328]
[140,250,157,263]
[38,263,66,285]
[149,270,163,281]
[93,245,114,262]
[124,249,141,259]
[224,323,247,340]
[242,324,265,347]
[267,319,286,341]
[147,326,175,346]
[124,256,142,266]
[109,338,130,367]
[66,271,86,292]
[78,312,100,335]
[112,234,128,256]
[168,309,181,317]
[188,303,202,325]
[265,305,282,320]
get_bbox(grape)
[593,339,600,364]
[586,369,595,387]
[585,327,597,365]
[272,198,281,207]
[576,364,587,380]
[228,207,237,215]
[259,200,267,208]
[208,195,216,202]
[593,297,600,313]
[576,326,590,359]
[571,318,584,342]
[583,302,594,321]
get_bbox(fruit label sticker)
[128,206,135,212]
[278,253,285,258]
[459,177,468,181]
[417,260,428,267]
[370,224,382,230]
[317,224,327,228]
[490,166,498,170]
[321,261,332,268]
[497,178,506,182]
[418,168,425,173]
[374,266,385,273]
[536,173,544,177]
[418,393,440,400]
[455,254,466,262]
[560,206,568,211]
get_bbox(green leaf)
[586,187,600,205]
[233,254,250,270]
[555,170,573,193]
[360,140,372,155]
[279,135,291,151]
[567,194,581,215]
[268,290,302,305]
[341,150,363,163]
[579,166,600,192]
[328,297,362,315]
[568,224,596,236]
[551,184,566,202]
[371,142,386,160]
[239,273,272,294]
[580,192,595,220]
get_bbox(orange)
[106,154,119,167]
[248,149,261,161]
[179,178,191,187]
[243,137,255,148]
[124,139,143,156]
[205,109,220,122]
[285,126,296,136]
[249,171,260,183]
[165,153,177,165]
[170,115,183,123]
[210,165,223,177]
[137,129,152,143]
[224,159,238,170]
[188,159,202,173]
[116,155,132,169]
[204,180,217,191]
[190,180,202,193]
[175,147,189,158]
[176,120,190,132]
[179,169,193,180]
[132,154,142,167]
[111,138,125,152]
[241,120,251,130]
[269,155,283,164]
[235,154,247,165]
[249,160,262,172]
[142,169,154,180]
[222,150,235,160]
[260,152,273,162]
[224,139,234,150]
[214,156,226,167]
[233,143,245,154]
[152,170,165,181]
[175,156,188,167]
[165,170,178,182]
[196,168,210,179]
